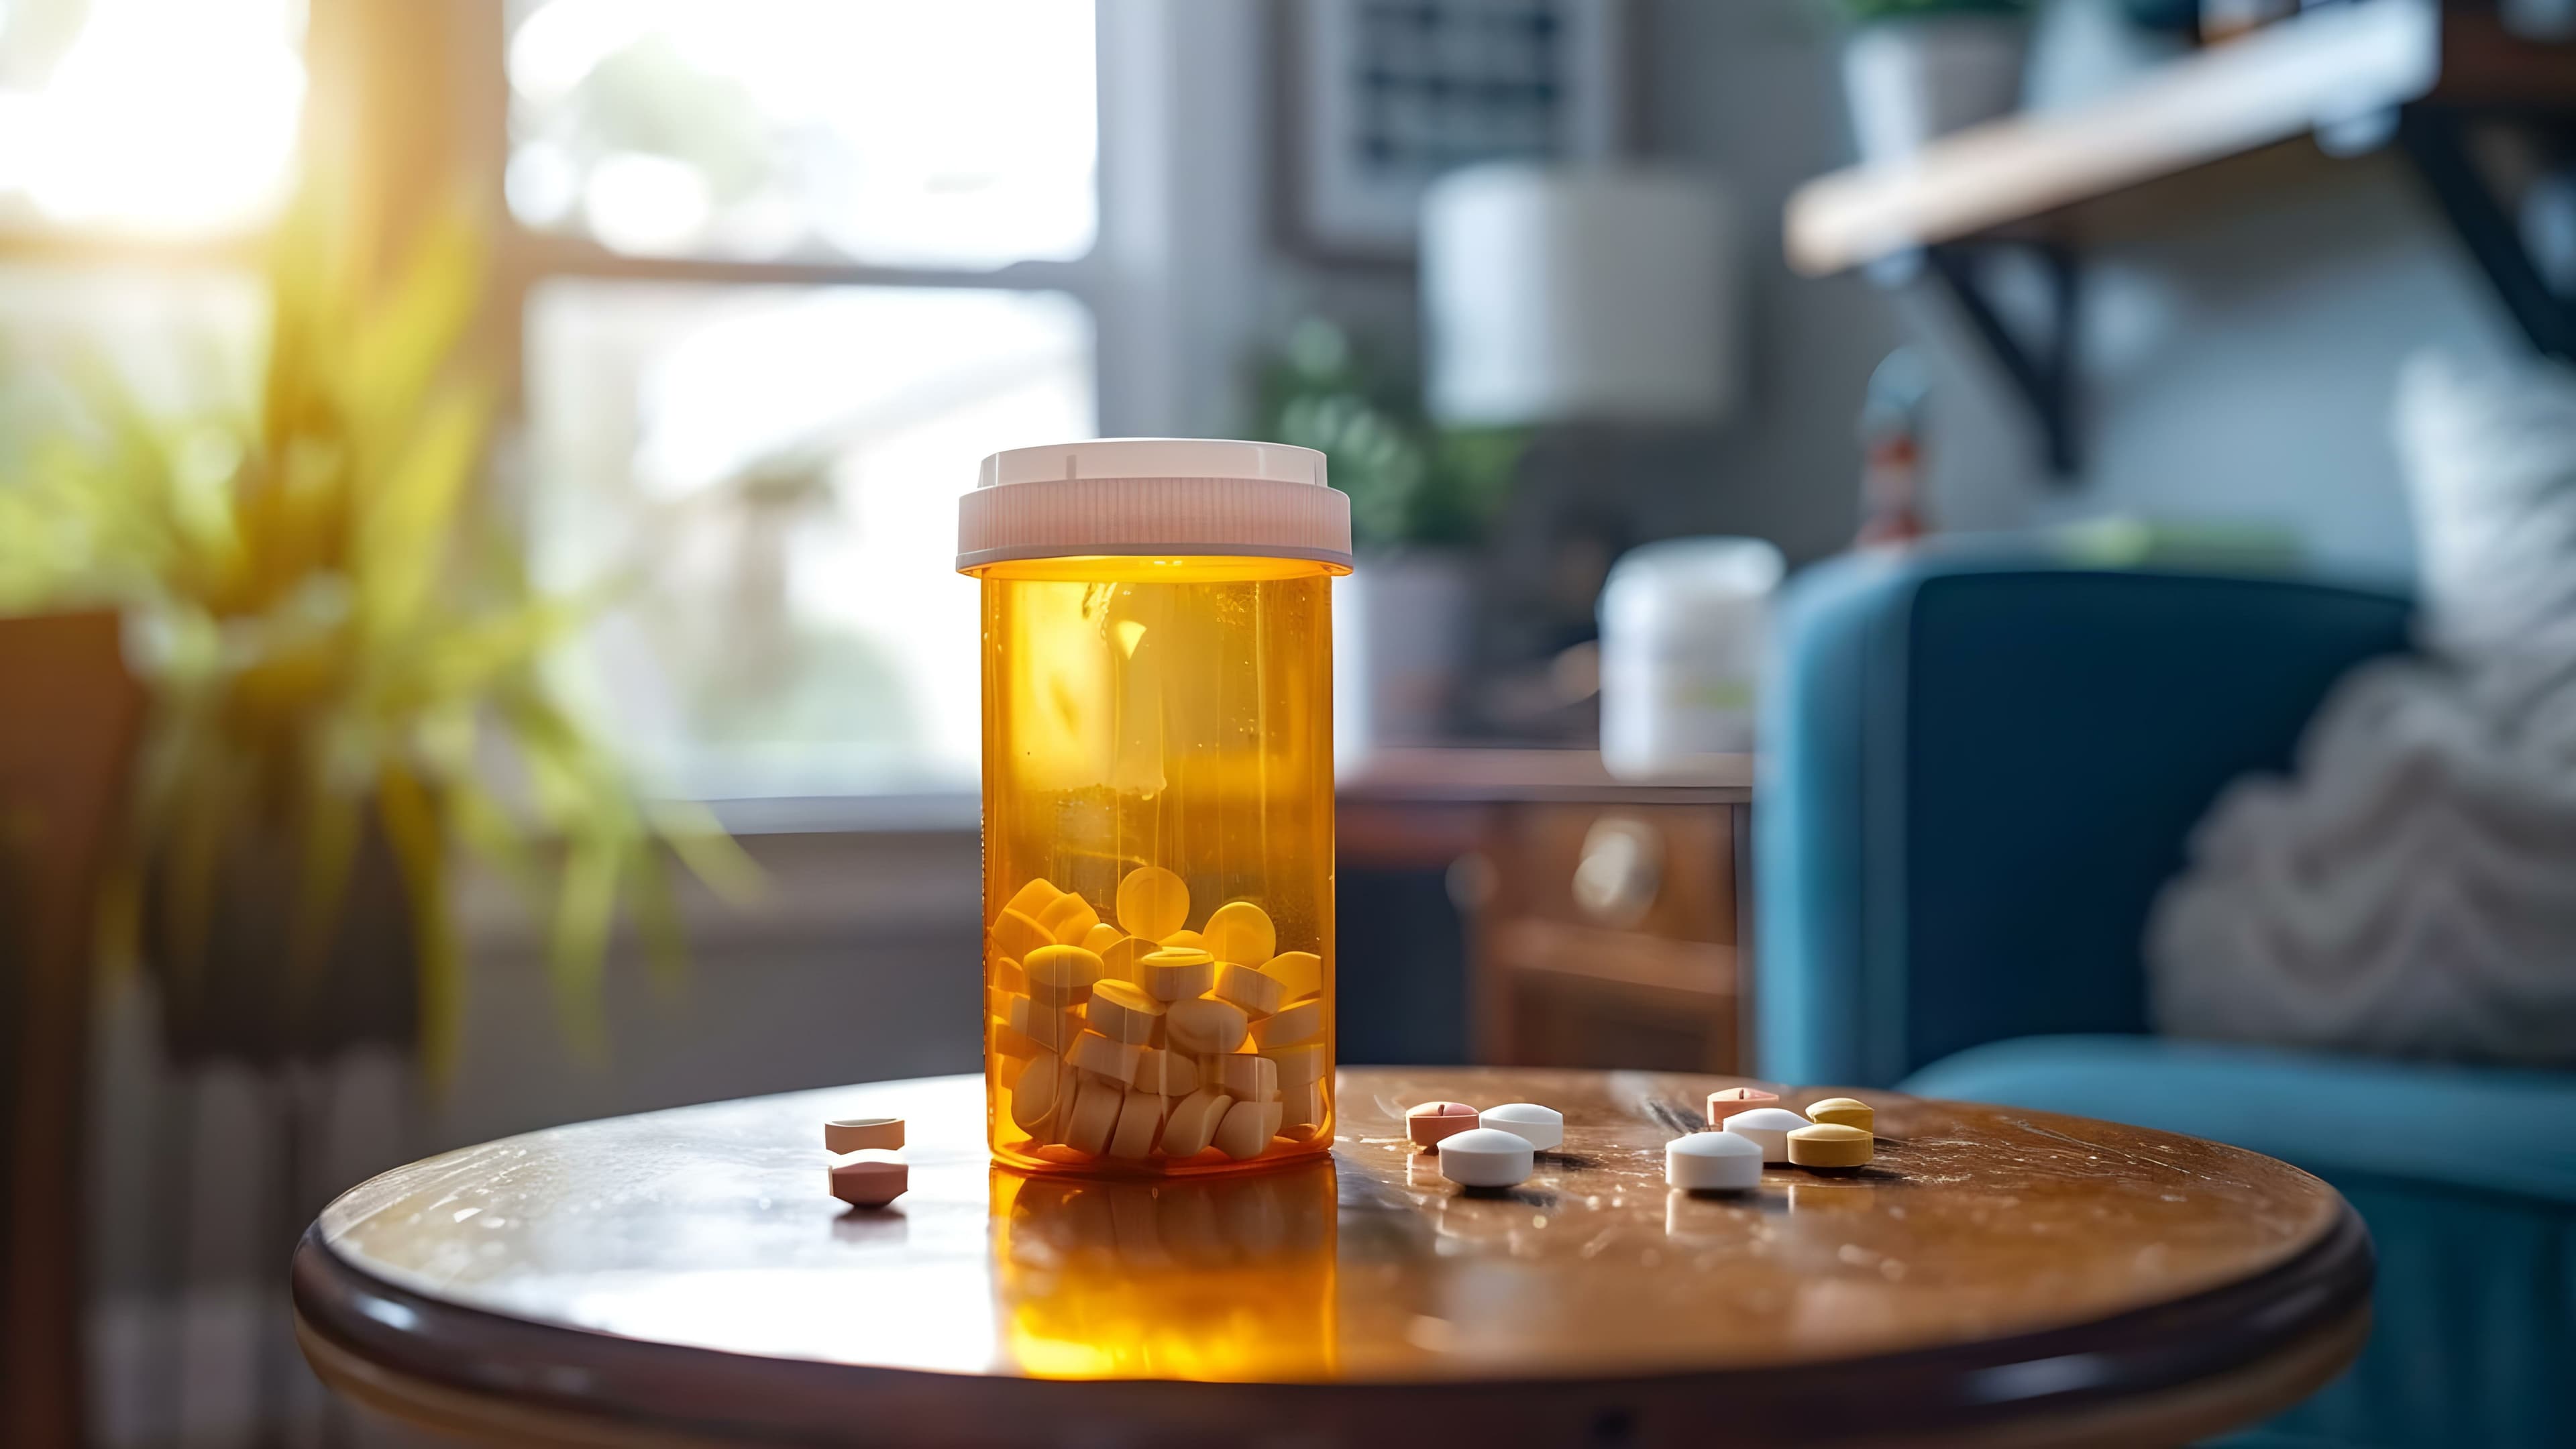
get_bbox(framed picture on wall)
[1286,0,1629,260]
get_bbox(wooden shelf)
[1786,0,2443,276]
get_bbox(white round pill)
[1479,1102,1564,1151]
[1437,1127,1536,1188]
[1666,1130,1763,1191]
[1720,1107,1809,1163]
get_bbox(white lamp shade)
[1423,164,1739,427]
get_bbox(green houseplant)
[0,185,751,1073]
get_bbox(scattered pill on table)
[1406,1101,1481,1148]
[1805,1097,1875,1132]
[1438,1127,1537,1187]
[828,1152,908,1209]
[1705,1085,1780,1126]
[1788,1122,1874,1169]
[823,1117,904,1154]
[1721,1107,1810,1163]
[1666,1130,1763,1191]
[1479,1102,1564,1151]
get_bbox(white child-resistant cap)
[957,437,1352,572]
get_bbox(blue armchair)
[1757,547,2576,1449]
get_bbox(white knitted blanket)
[2147,352,2576,1069]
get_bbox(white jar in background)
[1597,537,1784,781]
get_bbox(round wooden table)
[294,1068,2370,1448]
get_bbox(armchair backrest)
[1756,551,2414,1087]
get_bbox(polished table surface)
[294,1067,2370,1447]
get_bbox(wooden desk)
[295,1068,2368,1448]
[1340,751,1752,1073]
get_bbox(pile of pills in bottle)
[990,868,1328,1165]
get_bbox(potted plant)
[0,186,751,1077]
[1829,0,2036,165]
[1255,319,1523,753]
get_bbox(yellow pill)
[1082,922,1125,957]
[1134,1046,1199,1095]
[1214,1098,1285,1160]
[1261,950,1322,1000]
[1203,901,1276,966]
[1024,945,1103,1012]
[1001,877,1063,922]
[1806,1097,1875,1132]
[1264,1041,1327,1088]
[1213,961,1285,1018]
[1062,1075,1124,1155]
[1161,1087,1233,1157]
[1070,1029,1143,1085]
[1218,1053,1280,1103]
[1250,997,1324,1050]
[1010,1051,1068,1134]
[990,1018,1046,1063]
[1139,947,1216,1002]
[1096,935,1154,984]
[1038,892,1101,944]
[1003,993,1084,1051]
[1109,1089,1165,1159]
[1085,980,1165,1045]
[1163,929,1205,951]
[1165,997,1249,1054]
[1786,1122,1874,1169]
[1116,865,1191,942]
[991,908,1053,965]
[992,957,1027,995]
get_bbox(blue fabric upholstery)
[1756,548,2576,1447]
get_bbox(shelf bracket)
[1923,242,2083,481]
[2397,107,2576,362]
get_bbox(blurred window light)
[0,0,306,234]
[526,280,1095,798]
[504,0,1097,268]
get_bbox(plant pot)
[144,810,419,1068]
[1334,550,1477,763]
[1841,15,2031,165]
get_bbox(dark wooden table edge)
[291,1200,2373,1446]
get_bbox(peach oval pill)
[1805,1097,1875,1132]
[1788,1122,1873,1169]
[1069,1030,1142,1086]
[1723,1107,1809,1163]
[1250,997,1323,1049]
[1134,1046,1198,1095]
[1010,1051,1067,1133]
[1085,980,1164,1045]
[1218,1053,1280,1103]
[1213,1097,1283,1160]
[1002,877,1063,921]
[1213,961,1285,1018]
[1261,950,1322,1000]
[1109,1089,1165,1159]
[828,1152,908,1208]
[1138,947,1216,1003]
[1265,1040,1327,1088]
[991,908,1053,964]
[1438,1127,1534,1187]
[1705,1085,1780,1126]
[1480,1102,1563,1151]
[824,1117,904,1153]
[1406,1100,1481,1148]
[1667,1130,1762,1191]
[1038,892,1100,944]
[1062,1075,1123,1155]
[1161,1088,1233,1157]
[1165,998,1249,1054]
[1116,865,1191,942]
[1203,900,1276,965]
